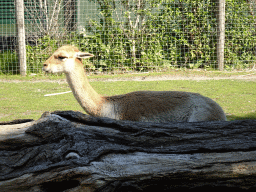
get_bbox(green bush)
[154,0,217,69]
[0,51,19,74]
[23,0,256,74]
[225,0,256,69]
[155,0,256,69]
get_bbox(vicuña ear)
[75,52,94,59]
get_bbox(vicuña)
[43,45,226,122]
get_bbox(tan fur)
[43,45,226,123]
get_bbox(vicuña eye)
[58,56,67,60]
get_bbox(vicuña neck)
[65,63,104,117]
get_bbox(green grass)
[0,75,255,122]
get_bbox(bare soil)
[0,71,255,83]
[99,73,256,82]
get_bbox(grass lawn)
[0,71,255,122]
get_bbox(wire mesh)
[0,0,256,75]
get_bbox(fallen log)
[0,111,256,191]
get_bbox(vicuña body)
[43,45,226,122]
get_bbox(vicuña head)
[43,45,226,122]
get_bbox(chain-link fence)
[0,0,256,75]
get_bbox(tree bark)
[217,0,225,71]
[15,0,27,76]
[1,111,256,191]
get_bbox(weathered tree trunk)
[217,0,225,71]
[15,0,27,76]
[1,111,256,191]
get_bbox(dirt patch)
[99,73,256,82]
[0,72,255,83]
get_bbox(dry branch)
[0,111,256,191]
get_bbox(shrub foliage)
[1,0,255,74]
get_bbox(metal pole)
[15,0,27,76]
[217,0,225,71]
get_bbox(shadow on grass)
[227,112,256,121]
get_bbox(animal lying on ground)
[43,45,226,123]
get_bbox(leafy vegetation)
[0,51,19,74]
[1,0,256,74]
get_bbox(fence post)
[217,0,225,71]
[15,0,27,76]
